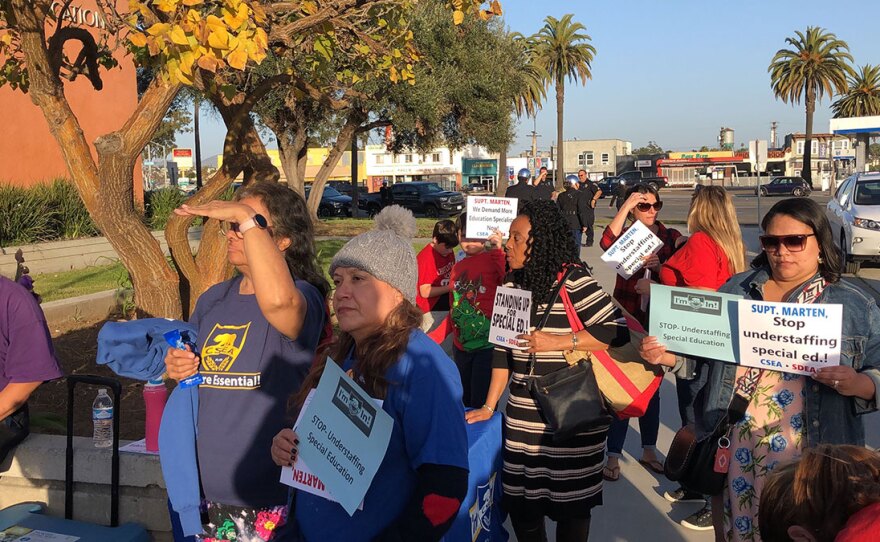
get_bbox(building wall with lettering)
[0,0,140,192]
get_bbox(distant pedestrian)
[577,169,601,246]
[608,178,626,209]
[379,180,392,208]
[557,174,590,248]
[505,168,535,212]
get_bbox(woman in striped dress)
[466,200,629,541]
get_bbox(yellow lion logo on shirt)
[201,323,251,372]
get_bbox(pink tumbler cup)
[144,379,167,452]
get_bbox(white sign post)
[749,139,769,227]
[737,300,842,376]
[489,286,532,349]
[599,221,663,279]
[465,196,518,239]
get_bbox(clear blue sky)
[179,0,880,158]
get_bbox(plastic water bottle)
[92,388,113,448]
[143,379,167,452]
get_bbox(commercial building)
[0,0,140,192]
[363,144,497,192]
[561,139,632,180]
[210,148,366,185]
[782,133,856,188]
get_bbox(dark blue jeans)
[606,387,661,456]
[570,229,583,248]
[676,359,710,428]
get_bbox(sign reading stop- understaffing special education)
[600,220,663,279]
[489,286,532,350]
[648,284,741,363]
[465,196,518,239]
[294,359,393,516]
[737,300,842,376]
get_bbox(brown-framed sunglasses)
[759,233,815,252]
[636,201,663,212]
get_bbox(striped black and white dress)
[493,265,628,520]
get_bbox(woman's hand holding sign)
[271,428,300,467]
[638,336,677,368]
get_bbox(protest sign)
[599,221,663,279]
[465,197,518,239]
[488,286,531,349]
[737,300,842,376]
[648,285,741,363]
[295,360,393,515]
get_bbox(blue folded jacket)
[97,318,203,537]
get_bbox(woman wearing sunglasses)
[599,183,682,482]
[641,197,880,541]
[164,183,330,540]
[637,186,746,530]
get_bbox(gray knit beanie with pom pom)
[330,205,418,303]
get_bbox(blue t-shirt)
[192,275,325,508]
[295,330,468,541]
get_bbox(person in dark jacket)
[379,180,393,208]
[533,166,555,201]
[557,174,590,248]
[577,169,601,246]
[505,168,535,212]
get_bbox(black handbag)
[0,404,29,468]
[664,388,750,496]
[526,265,612,443]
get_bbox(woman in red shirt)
[639,185,745,531]
[600,183,681,482]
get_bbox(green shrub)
[36,179,99,239]
[145,187,188,230]
[0,185,54,245]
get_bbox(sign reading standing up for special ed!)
[294,360,393,516]
[489,286,532,349]
[737,300,842,376]
[466,197,518,239]
[648,284,741,363]
[600,221,663,279]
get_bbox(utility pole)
[770,121,778,149]
[529,116,541,171]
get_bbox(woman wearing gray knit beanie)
[270,206,470,541]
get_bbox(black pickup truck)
[358,181,465,217]
[597,170,668,197]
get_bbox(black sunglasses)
[636,201,663,212]
[220,221,273,237]
[759,233,815,252]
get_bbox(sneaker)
[681,504,714,531]
[663,486,705,504]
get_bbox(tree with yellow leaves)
[0,0,499,318]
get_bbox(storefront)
[657,151,749,186]
[461,158,498,192]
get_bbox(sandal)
[602,465,620,481]
[638,458,665,474]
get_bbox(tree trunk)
[12,0,183,318]
[555,76,565,190]
[803,83,815,188]
[307,112,362,222]
[495,146,508,196]
[277,127,308,195]
[194,96,203,189]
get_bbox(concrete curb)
[42,289,127,328]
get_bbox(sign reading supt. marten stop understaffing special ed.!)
[600,220,663,279]
[737,300,842,376]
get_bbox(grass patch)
[33,261,128,303]
[315,217,439,238]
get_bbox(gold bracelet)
[482,404,495,413]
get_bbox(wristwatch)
[238,213,268,234]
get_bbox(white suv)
[827,171,880,274]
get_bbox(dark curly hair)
[511,200,580,305]
[235,182,330,298]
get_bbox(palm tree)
[769,27,854,187]
[495,32,547,196]
[532,14,595,189]
[832,64,880,117]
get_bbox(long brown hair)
[293,300,423,410]
[759,444,880,542]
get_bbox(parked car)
[305,185,352,217]
[826,171,880,274]
[755,176,811,197]
[358,181,465,217]
[327,180,368,198]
